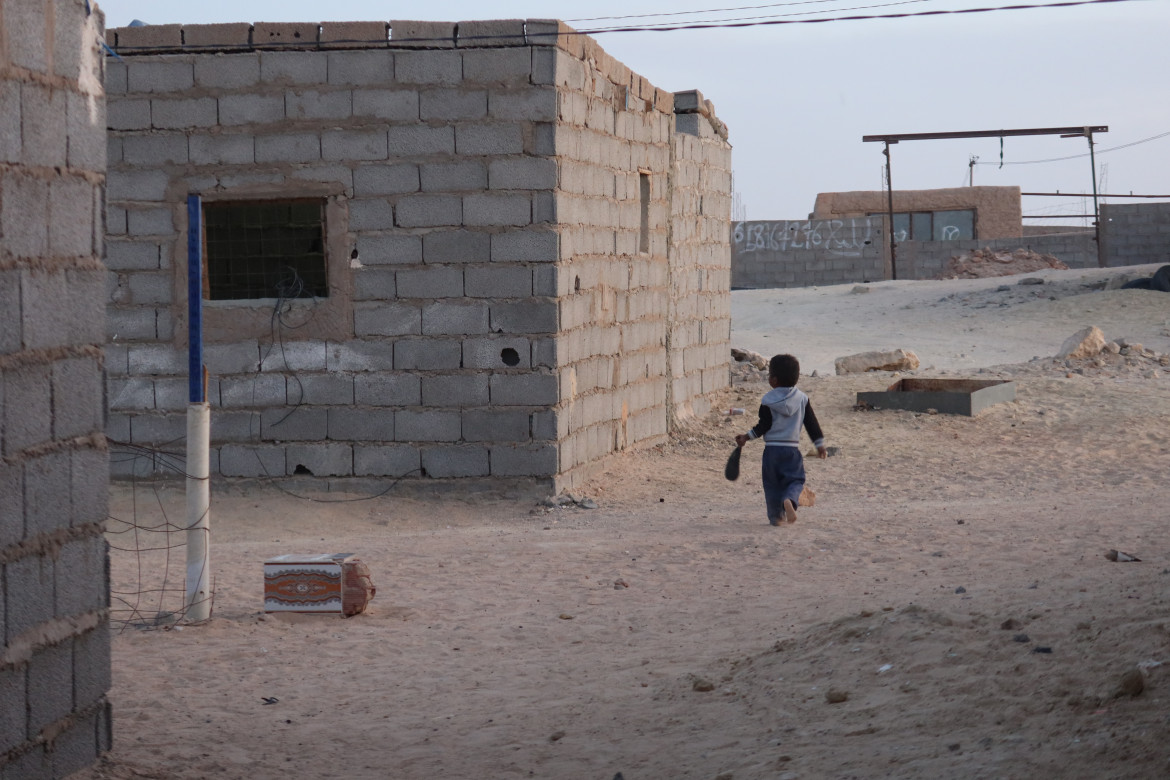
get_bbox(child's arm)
[804,401,828,459]
[734,404,772,448]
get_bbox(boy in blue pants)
[735,354,827,526]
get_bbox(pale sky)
[95,0,1170,225]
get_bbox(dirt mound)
[936,248,1069,279]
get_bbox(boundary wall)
[1,2,112,777]
[104,19,732,493]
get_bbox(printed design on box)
[265,565,343,611]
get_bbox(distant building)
[812,186,1023,241]
[103,19,733,492]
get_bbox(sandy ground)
[73,263,1170,780]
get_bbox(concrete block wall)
[104,20,733,492]
[896,231,1099,279]
[1099,202,1170,267]
[1,2,112,777]
[668,92,732,428]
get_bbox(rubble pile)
[936,248,1069,280]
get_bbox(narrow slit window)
[638,172,651,254]
[204,199,328,301]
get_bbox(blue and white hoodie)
[746,387,825,449]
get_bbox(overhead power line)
[977,129,1170,166]
[567,0,886,23]
[577,0,932,30]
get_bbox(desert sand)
[75,263,1170,780]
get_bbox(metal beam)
[863,126,1108,143]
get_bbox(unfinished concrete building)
[103,20,732,492]
[1,1,112,776]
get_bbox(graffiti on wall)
[732,218,879,257]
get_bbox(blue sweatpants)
[762,446,805,523]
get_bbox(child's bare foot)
[783,499,797,524]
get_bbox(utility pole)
[883,140,897,280]
[969,155,979,186]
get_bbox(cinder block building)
[1,0,112,775]
[813,186,1023,242]
[103,20,733,491]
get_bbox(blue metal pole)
[187,194,203,403]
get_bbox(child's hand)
[734,434,749,448]
[816,445,828,459]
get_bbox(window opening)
[204,199,328,300]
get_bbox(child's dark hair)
[769,354,800,386]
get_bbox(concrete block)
[287,89,353,120]
[22,83,67,167]
[420,88,487,121]
[489,157,558,191]
[261,408,327,441]
[0,82,20,163]
[255,132,321,163]
[421,161,487,192]
[70,446,109,526]
[395,410,461,442]
[531,409,560,440]
[396,194,462,228]
[323,129,388,161]
[190,133,255,165]
[491,443,557,476]
[28,642,73,734]
[219,94,284,125]
[0,663,28,752]
[105,412,131,443]
[122,133,189,166]
[396,266,464,298]
[328,50,395,85]
[153,377,192,411]
[220,445,285,477]
[220,374,286,407]
[523,19,572,47]
[182,23,252,49]
[2,364,52,455]
[489,88,557,121]
[290,163,353,190]
[261,51,328,84]
[0,460,23,543]
[463,337,532,370]
[6,0,47,70]
[320,21,389,48]
[422,300,490,335]
[328,408,394,441]
[463,193,531,226]
[206,342,260,374]
[422,229,489,263]
[352,89,419,120]
[193,55,260,93]
[422,374,489,406]
[462,408,530,441]
[49,176,97,255]
[353,163,419,196]
[390,20,456,48]
[463,265,532,298]
[455,123,523,155]
[353,268,397,300]
[354,233,422,265]
[252,22,319,49]
[387,125,455,156]
[66,91,107,171]
[129,412,187,445]
[395,49,462,85]
[51,356,103,439]
[55,536,105,617]
[149,96,217,129]
[5,553,54,639]
[457,19,525,47]
[105,344,131,376]
[25,450,72,536]
[349,198,394,231]
[354,372,420,406]
[461,47,531,83]
[107,169,170,201]
[491,230,559,263]
[211,410,261,443]
[354,444,420,477]
[105,59,128,94]
[291,374,353,406]
[422,445,489,478]
[127,60,194,92]
[328,341,396,372]
[22,267,105,350]
[0,174,48,258]
[72,627,112,717]
[0,272,18,355]
[107,376,155,410]
[490,372,559,406]
[284,444,353,476]
[393,338,462,370]
[126,206,175,237]
[260,340,327,372]
[353,301,421,337]
[115,23,183,51]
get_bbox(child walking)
[735,354,827,526]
